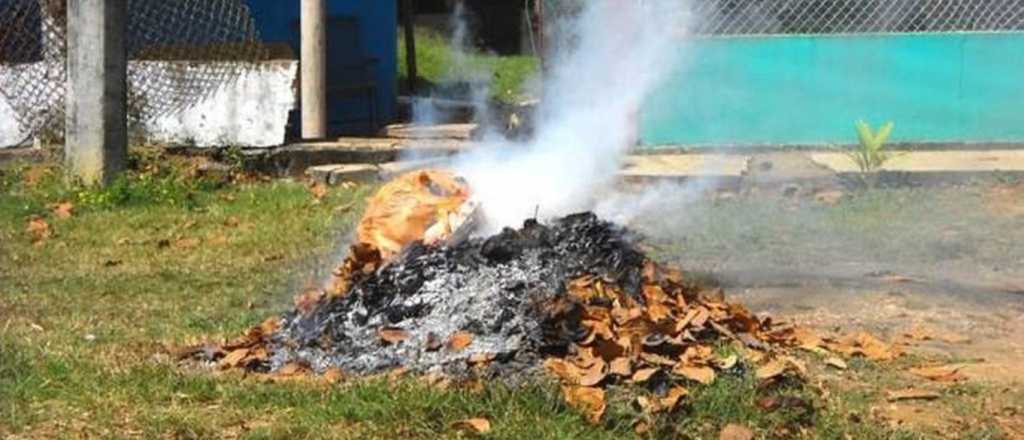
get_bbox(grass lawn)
[0,153,1015,438]
[398,28,540,104]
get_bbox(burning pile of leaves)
[185,170,906,425]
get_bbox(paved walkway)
[809,150,1024,173]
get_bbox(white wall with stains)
[0,60,297,149]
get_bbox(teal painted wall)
[640,32,1024,148]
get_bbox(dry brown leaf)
[51,202,74,219]
[578,362,607,387]
[719,423,755,440]
[634,420,652,434]
[563,386,606,424]
[792,326,824,349]
[26,216,51,244]
[640,352,677,367]
[277,362,307,377]
[825,357,848,370]
[938,333,971,344]
[632,367,660,383]
[294,289,324,314]
[886,388,941,402]
[756,360,787,381]
[323,367,345,384]
[690,307,711,328]
[174,237,201,249]
[646,302,673,323]
[833,332,901,361]
[258,317,281,335]
[219,348,249,369]
[545,358,579,382]
[660,386,688,410]
[379,327,410,344]
[223,216,241,228]
[681,345,715,365]
[468,352,497,365]
[610,357,632,377]
[673,365,716,385]
[453,418,491,434]
[447,331,473,352]
[309,182,328,201]
[908,365,967,383]
[782,356,808,376]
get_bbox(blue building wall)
[247,0,397,135]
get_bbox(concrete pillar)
[65,0,127,185]
[301,0,327,139]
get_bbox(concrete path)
[809,150,1024,173]
[621,154,749,178]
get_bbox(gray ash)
[267,212,647,377]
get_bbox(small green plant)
[846,120,897,173]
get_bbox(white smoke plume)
[453,0,694,232]
[412,1,493,127]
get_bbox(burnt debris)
[266,212,648,376]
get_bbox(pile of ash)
[185,202,897,424]
[265,212,652,376]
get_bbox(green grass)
[0,156,1016,438]
[398,27,540,104]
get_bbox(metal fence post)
[65,0,127,185]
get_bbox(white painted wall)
[0,98,28,147]
[0,60,297,148]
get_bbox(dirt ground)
[623,167,1024,435]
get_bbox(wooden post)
[401,0,418,94]
[301,0,327,139]
[65,0,127,185]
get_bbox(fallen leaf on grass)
[757,396,814,414]
[886,388,941,402]
[825,357,848,370]
[447,331,473,352]
[545,358,607,386]
[173,237,201,249]
[453,418,491,434]
[51,201,74,219]
[563,386,606,424]
[223,216,240,228]
[26,216,51,245]
[323,367,345,384]
[673,365,716,385]
[660,386,688,410]
[908,365,967,383]
[756,360,788,381]
[832,331,901,361]
[379,327,409,344]
[309,182,328,201]
[276,362,308,377]
[719,423,755,440]
[219,348,250,369]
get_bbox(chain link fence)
[0,0,267,142]
[691,0,1024,35]
[543,0,1024,36]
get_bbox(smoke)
[411,1,493,127]
[453,0,694,232]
